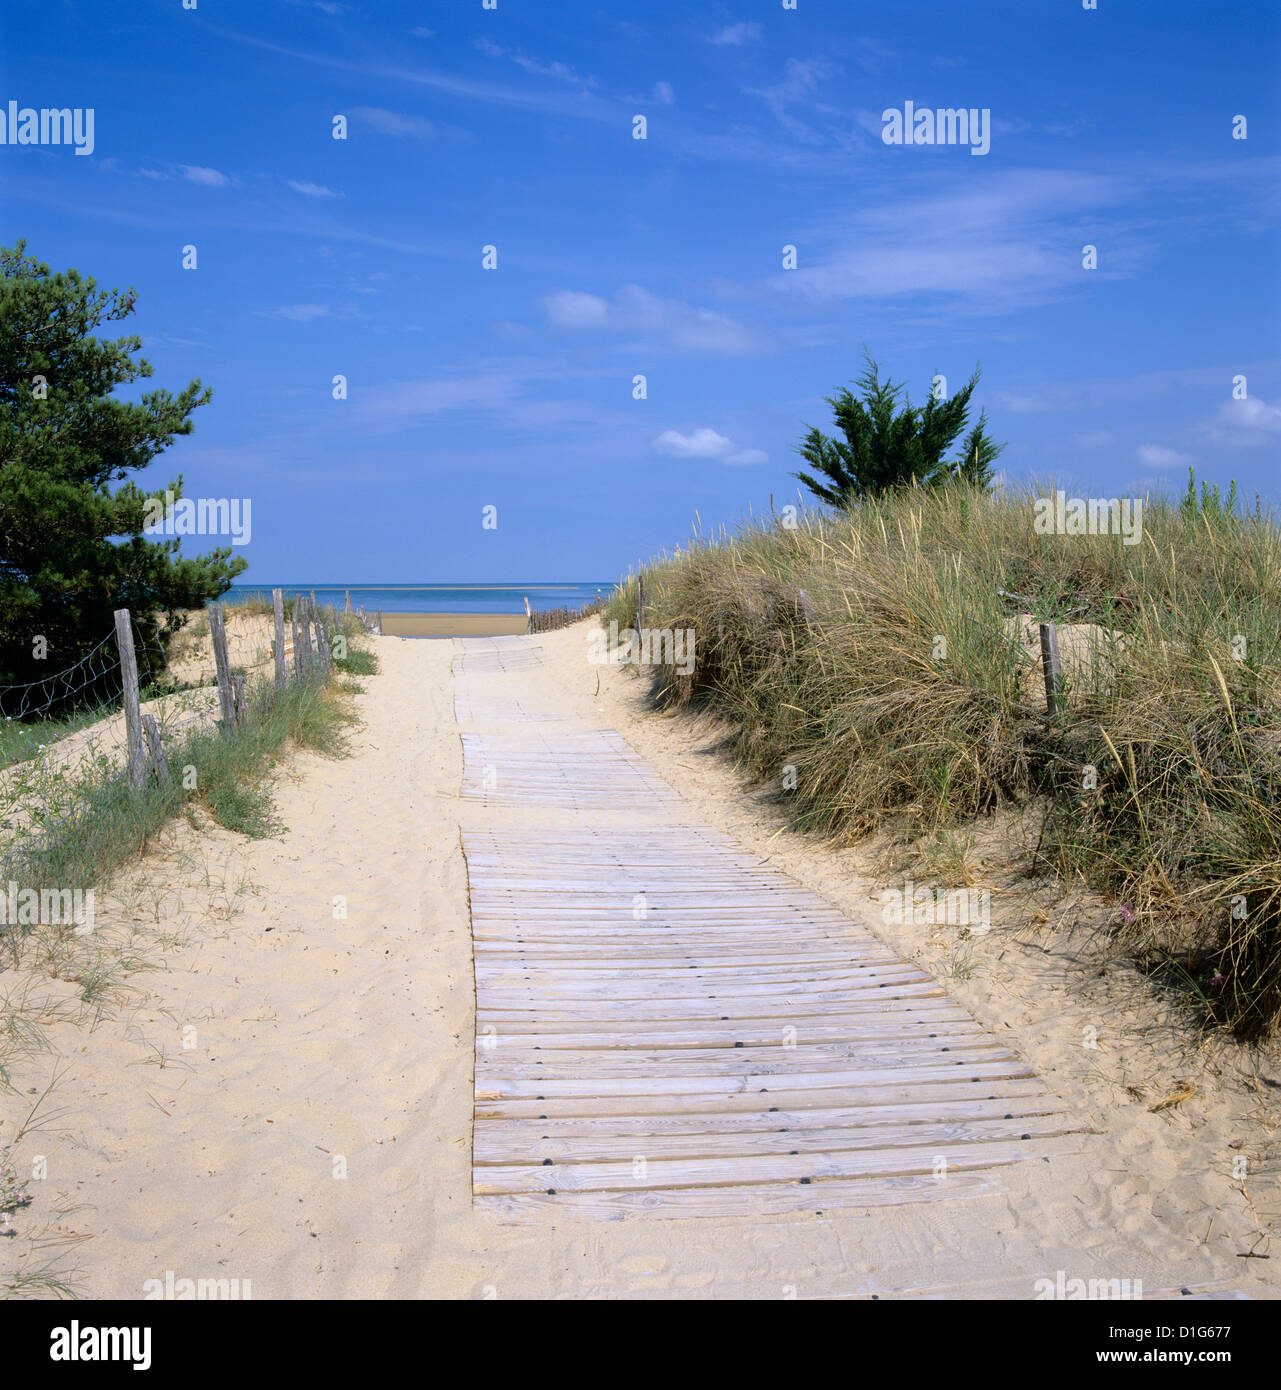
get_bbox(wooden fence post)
[141,713,172,787]
[232,673,248,726]
[314,610,333,673]
[113,609,147,789]
[272,588,287,689]
[523,597,532,635]
[208,605,237,730]
[377,608,382,636]
[345,590,351,613]
[635,575,645,633]
[298,595,314,673]
[291,601,303,680]
[1039,621,1063,717]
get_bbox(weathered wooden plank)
[472,993,951,1024]
[474,1113,1078,1165]
[476,1134,1085,1195]
[112,609,148,788]
[475,1058,1038,1101]
[467,1017,981,1046]
[474,1093,1068,1144]
[141,712,172,787]
[206,604,238,731]
[476,1036,1011,1068]
[272,588,287,687]
[474,1170,1003,1221]
[475,1076,1053,1121]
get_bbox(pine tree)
[0,241,245,701]
[793,352,1005,506]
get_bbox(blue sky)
[4,0,1279,581]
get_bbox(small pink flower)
[1119,905,1136,924]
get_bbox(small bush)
[335,646,378,677]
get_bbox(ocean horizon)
[223,582,614,615]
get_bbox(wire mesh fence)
[0,630,123,723]
[0,593,368,891]
[1,593,359,781]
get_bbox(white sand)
[1,621,1277,1299]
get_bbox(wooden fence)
[111,588,352,791]
[524,595,607,635]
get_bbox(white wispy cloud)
[653,428,767,465]
[747,58,844,145]
[790,169,1129,313]
[1074,430,1116,448]
[474,38,596,88]
[710,22,761,46]
[355,372,523,427]
[543,284,760,354]
[544,291,609,328]
[288,179,341,198]
[180,165,231,188]
[1197,395,1281,446]
[352,107,436,138]
[265,304,333,322]
[211,29,618,124]
[1136,443,1194,468]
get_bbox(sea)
[223,582,613,615]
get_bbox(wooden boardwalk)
[456,637,1087,1221]
[460,729,677,809]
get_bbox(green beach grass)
[606,481,1281,1039]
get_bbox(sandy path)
[2,623,1274,1299]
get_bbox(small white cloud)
[475,38,596,87]
[544,291,610,328]
[357,373,520,423]
[411,25,434,37]
[1200,395,1281,446]
[288,179,341,198]
[180,165,230,188]
[654,428,731,458]
[1074,430,1115,448]
[269,305,332,323]
[653,428,766,465]
[653,80,675,105]
[710,22,761,46]
[1136,443,1194,468]
[353,107,436,138]
[542,284,758,354]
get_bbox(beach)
[2,619,1277,1300]
[380,613,528,638]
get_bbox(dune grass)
[0,615,376,965]
[1,672,355,935]
[0,709,106,772]
[607,482,1281,1039]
